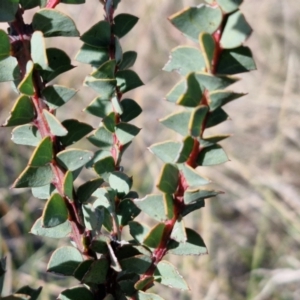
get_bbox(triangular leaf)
[154,260,189,290]
[31,217,71,238]
[199,32,215,72]
[13,165,54,188]
[75,44,109,67]
[11,125,41,146]
[32,9,79,37]
[42,85,77,109]
[163,46,205,76]
[31,31,48,70]
[116,70,144,93]
[143,223,166,248]
[3,95,35,127]
[43,109,68,136]
[120,99,142,122]
[28,137,53,166]
[118,51,137,70]
[59,120,93,146]
[42,193,68,228]
[77,178,104,203]
[56,149,92,171]
[113,14,139,38]
[169,4,222,41]
[216,46,256,75]
[220,10,252,49]
[81,20,111,47]
[157,164,179,194]
[115,122,141,145]
[0,29,11,61]
[58,286,94,300]
[47,246,83,275]
[0,56,20,82]
[167,228,208,255]
[197,144,228,166]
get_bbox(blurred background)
[1,0,300,299]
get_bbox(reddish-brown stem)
[46,0,60,9]
[140,3,226,291]
[9,8,89,256]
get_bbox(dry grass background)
[1,0,300,299]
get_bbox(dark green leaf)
[56,149,92,171]
[116,70,144,93]
[32,183,55,199]
[16,286,42,300]
[85,97,113,118]
[157,164,179,194]
[220,10,252,49]
[117,199,141,226]
[184,188,220,204]
[42,193,68,227]
[149,141,182,163]
[84,76,116,95]
[154,260,189,290]
[129,221,150,244]
[91,60,116,79]
[0,56,20,82]
[59,120,93,146]
[63,171,73,199]
[43,110,68,136]
[120,255,152,274]
[94,156,115,181]
[115,122,141,145]
[11,125,41,146]
[73,260,94,281]
[3,95,35,127]
[208,90,245,111]
[0,30,10,61]
[134,194,168,222]
[199,32,215,72]
[17,60,34,95]
[160,110,191,136]
[170,216,187,243]
[113,14,139,38]
[40,48,74,82]
[13,165,54,188]
[179,164,210,187]
[42,85,77,109]
[120,99,142,122]
[134,276,154,291]
[77,178,104,203]
[169,4,222,41]
[47,246,83,275]
[167,228,208,255]
[206,108,229,128]
[28,137,52,167]
[81,21,111,47]
[216,46,256,75]
[197,144,228,166]
[216,0,243,13]
[58,286,94,300]
[118,51,137,70]
[163,46,205,76]
[109,171,132,196]
[31,31,48,70]
[31,217,71,238]
[90,234,110,254]
[189,105,209,137]
[177,73,203,107]
[0,0,19,22]
[75,44,109,67]
[88,126,114,150]
[82,259,109,284]
[143,223,166,248]
[165,79,186,103]
[32,9,79,37]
